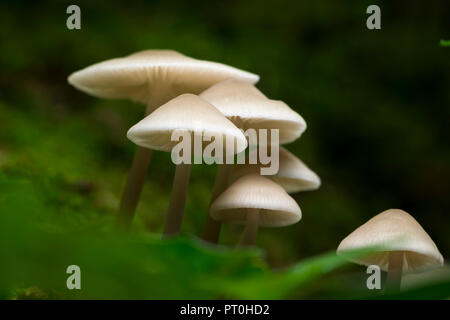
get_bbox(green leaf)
[211,247,379,299]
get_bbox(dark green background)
[0,0,448,299]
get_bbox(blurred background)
[0,0,449,299]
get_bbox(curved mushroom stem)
[238,208,260,247]
[116,94,169,231]
[163,163,191,237]
[386,251,404,293]
[116,147,153,231]
[201,164,230,243]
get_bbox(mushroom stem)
[386,251,404,292]
[238,208,260,246]
[202,164,230,243]
[116,94,169,231]
[116,147,153,230]
[163,163,191,237]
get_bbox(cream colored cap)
[200,79,306,144]
[68,50,259,105]
[210,174,302,227]
[230,147,321,193]
[127,93,247,153]
[337,209,444,272]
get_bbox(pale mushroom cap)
[200,79,306,144]
[210,174,302,227]
[127,94,248,154]
[337,209,444,272]
[229,147,321,193]
[68,50,259,106]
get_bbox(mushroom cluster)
[69,50,258,231]
[68,50,443,291]
[68,49,320,245]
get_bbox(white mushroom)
[127,94,247,236]
[69,50,259,107]
[229,146,321,193]
[337,209,444,292]
[200,79,306,144]
[210,174,301,246]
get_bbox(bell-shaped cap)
[68,50,259,106]
[127,94,248,154]
[200,79,306,144]
[337,209,444,272]
[210,174,301,227]
[229,147,321,193]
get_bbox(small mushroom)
[199,79,306,243]
[337,209,444,292]
[210,174,301,246]
[127,94,247,237]
[229,146,321,193]
[68,50,259,230]
[200,79,306,143]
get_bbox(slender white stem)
[238,209,260,246]
[202,164,230,243]
[163,163,191,237]
[116,91,171,231]
[386,251,404,292]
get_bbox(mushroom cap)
[127,93,248,153]
[337,209,444,272]
[200,79,306,144]
[210,174,302,227]
[229,147,321,193]
[68,50,259,105]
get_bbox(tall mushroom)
[68,50,259,230]
[127,94,247,237]
[210,174,301,246]
[229,146,321,193]
[199,79,306,243]
[337,209,444,292]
